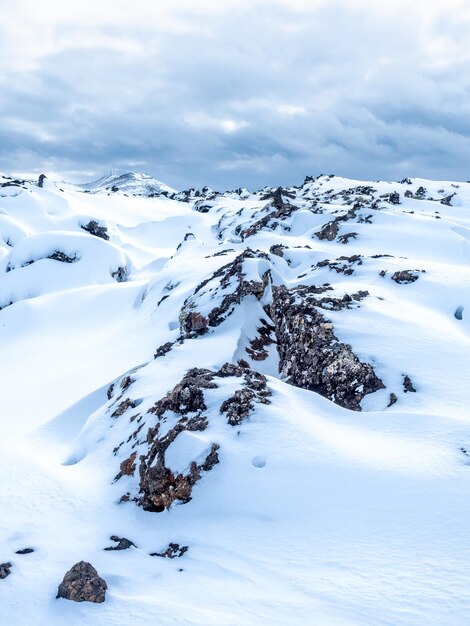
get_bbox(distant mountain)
[78,171,177,196]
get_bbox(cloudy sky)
[1,0,470,190]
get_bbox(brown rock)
[57,561,107,603]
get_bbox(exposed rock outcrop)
[81,220,109,240]
[104,536,136,551]
[392,270,423,284]
[180,249,271,337]
[270,285,384,410]
[150,543,188,558]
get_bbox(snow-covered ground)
[0,172,469,625]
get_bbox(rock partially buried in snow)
[0,562,12,579]
[56,561,107,603]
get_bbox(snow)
[0,173,470,624]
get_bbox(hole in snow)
[455,305,464,320]
[251,456,266,468]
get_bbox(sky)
[1,0,470,190]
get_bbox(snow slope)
[0,173,469,625]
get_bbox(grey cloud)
[1,1,470,189]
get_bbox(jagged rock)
[317,255,362,275]
[56,561,107,603]
[389,192,400,205]
[415,186,427,199]
[150,543,188,558]
[139,441,220,512]
[111,398,139,418]
[404,190,413,198]
[81,220,109,240]
[440,194,455,206]
[148,368,216,417]
[392,270,421,284]
[403,375,416,393]
[270,285,384,410]
[315,208,358,241]
[338,232,358,244]
[180,249,271,336]
[269,244,287,258]
[238,188,297,239]
[315,220,340,241]
[219,365,271,425]
[48,251,78,263]
[154,341,174,358]
[120,376,135,392]
[114,452,137,480]
[0,562,12,579]
[185,312,209,334]
[111,266,128,282]
[134,363,269,511]
[138,368,221,512]
[387,393,398,407]
[104,536,136,551]
[246,317,276,361]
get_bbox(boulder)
[56,561,107,603]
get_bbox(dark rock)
[246,317,276,361]
[136,362,270,511]
[219,366,271,425]
[238,189,297,239]
[180,250,271,336]
[38,174,47,188]
[81,220,109,240]
[269,244,287,258]
[0,562,12,579]
[114,452,137,480]
[104,536,136,551]
[120,376,135,392]
[315,220,340,241]
[150,543,188,558]
[111,398,140,418]
[415,186,427,199]
[404,190,413,198]
[154,341,174,358]
[440,194,455,206]
[139,442,220,512]
[338,232,358,244]
[185,312,209,335]
[391,270,421,284]
[315,208,358,241]
[387,393,397,407]
[270,285,384,410]
[56,561,107,603]
[111,266,128,282]
[15,548,34,555]
[389,192,400,205]
[48,251,78,263]
[403,375,416,393]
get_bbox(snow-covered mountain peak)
[78,171,177,196]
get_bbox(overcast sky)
[1,0,470,190]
